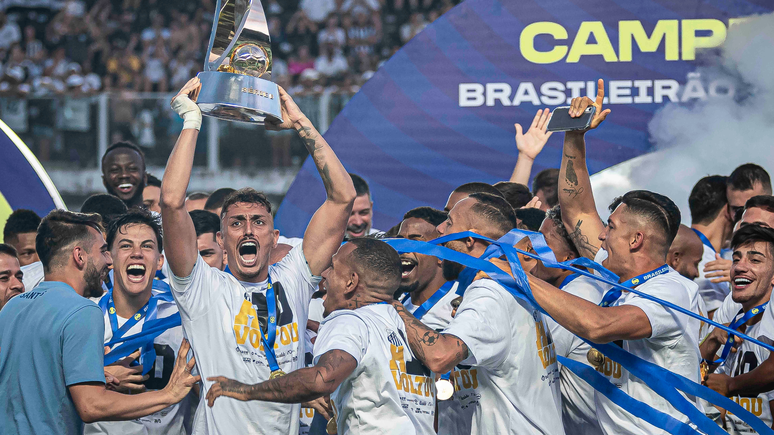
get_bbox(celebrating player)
[207,238,436,434]
[160,77,356,434]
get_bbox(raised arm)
[558,79,611,259]
[205,349,356,406]
[391,301,469,374]
[509,109,552,185]
[160,77,203,278]
[69,340,199,423]
[266,87,356,275]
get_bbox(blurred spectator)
[0,13,21,51]
[315,43,348,77]
[288,45,315,77]
[400,12,427,43]
[300,0,337,23]
[317,15,346,50]
[347,9,381,55]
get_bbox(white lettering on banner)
[519,18,734,64]
[457,74,735,108]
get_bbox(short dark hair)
[731,223,774,257]
[515,208,546,231]
[494,181,533,209]
[745,195,774,214]
[609,190,681,248]
[403,207,447,227]
[190,210,221,238]
[36,210,104,272]
[3,209,41,241]
[453,182,503,197]
[219,188,273,220]
[545,205,579,257]
[107,208,163,252]
[146,173,161,188]
[204,188,237,212]
[101,141,146,170]
[728,164,772,193]
[0,243,18,258]
[347,238,401,295]
[532,168,559,207]
[187,192,210,201]
[688,175,728,225]
[350,173,371,198]
[381,223,401,239]
[81,193,129,227]
[468,192,517,239]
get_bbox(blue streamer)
[383,230,774,434]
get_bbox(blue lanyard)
[713,302,768,364]
[226,266,282,373]
[559,273,581,289]
[692,229,715,254]
[99,291,162,375]
[598,264,670,307]
[400,281,454,320]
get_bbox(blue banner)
[0,119,65,242]
[276,0,773,237]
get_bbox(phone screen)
[546,106,596,132]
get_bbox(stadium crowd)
[2,48,774,435]
[0,0,459,96]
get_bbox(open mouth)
[126,264,147,283]
[733,276,753,290]
[401,257,417,279]
[238,240,258,266]
[117,183,134,194]
[347,225,367,237]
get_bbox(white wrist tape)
[171,94,202,131]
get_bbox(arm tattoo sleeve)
[228,350,354,403]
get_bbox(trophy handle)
[205,0,272,72]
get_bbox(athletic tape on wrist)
[171,94,202,131]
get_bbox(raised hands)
[161,339,201,404]
[515,108,553,161]
[265,85,306,131]
[568,78,611,130]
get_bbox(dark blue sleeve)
[63,305,106,386]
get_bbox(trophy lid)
[206,0,272,76]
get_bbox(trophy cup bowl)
[196,0,283,124]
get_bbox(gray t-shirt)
[0,281,106,435]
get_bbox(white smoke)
[590,12,774,222]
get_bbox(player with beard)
[206,238,435,435]
[161,77,356,434]
[392,192,564,435]
[0,210,199,434]
[346,173,381,239]
[0,243,24,310]
[531,80,701,435]
[701,225,774,433]
[102,142,148,209]
[395,207,465,434]
[86,208,193,435]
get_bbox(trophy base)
[196,71,283,124]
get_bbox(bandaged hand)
[171,77,203,131]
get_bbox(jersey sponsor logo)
[730,396,765,417]
[534,312,557,369]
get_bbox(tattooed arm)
[266,87,357,276]
[206,350,356,406]
[558,79,611,260]
[391,301,469,374]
